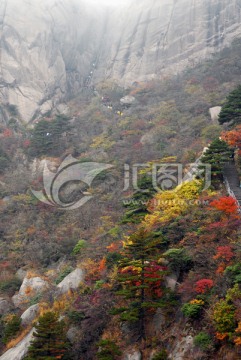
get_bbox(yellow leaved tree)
[143,180,203,228]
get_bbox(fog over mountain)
[0,0,241,122]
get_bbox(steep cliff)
[1,0,241,123]
[0,0,106,122]
[101,0,241,84]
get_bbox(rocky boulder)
[67,326,80,344]
[57,268,85,294]
[15,268,27,281]
[123,350,142,360]
[209,106,222,122]
[12,276,49,308]
[20,304,40,326]
[165,274,178,291]
[120,95,136,106]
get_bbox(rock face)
[123,350,142,360]
[165,274,178,291]
[1,0,241,122]
[57,268,85,294]
[0,0,106,122]
[209,106,222,122]
[102,0,241,85]
[20,304,39,326]
[67,326,80,344]
[0,329,34,360]
[169,335,194,360]
[12,276,49,308]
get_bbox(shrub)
[195,279,214,294]
[95,280,105,289]
[67,310,85,324]
[225,263,241,284]
[164,248,193,273]
[213,300,236,333]
[29,293,42,306]
[181,301,203,319]
[0,148,10,173]
[152,349,168,360]
[0,277,22,294]
[97,339,122,360]
[72,240,87,255]
[105,252,122,269]
[3,315,21,344]
[194,332,213,350]
[54,266,74,285]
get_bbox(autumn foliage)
[213,246,234,262]
[210,196,238,215]
[195,279,214,294]
[222,125,241,154]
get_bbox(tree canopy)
[219,85,241,125]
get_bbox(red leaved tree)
[210,197,238,215]
[195,279,214,294]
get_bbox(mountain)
[0,0,107,122]
[1,0,241,123]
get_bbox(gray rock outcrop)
[57,268,85,294]
[123,350,142,360]
[0,0,106,123]
[209,106,222,122]
[165,274,178,291]
[12,276,49,308]
[169,335,194,360]
[67,326,80,344]
[15,269,27,281]
[20,304,39,326]
[0,329,34,360]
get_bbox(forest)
[1,38,241,359]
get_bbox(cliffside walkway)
[223,163,241,209]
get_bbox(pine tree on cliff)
[113,228,166,340]
[219,85,241,125]
[24,311,69,360]
[199,138,232,183]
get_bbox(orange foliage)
[213,246,234,262]
[82,259,101,282]
[24,286,33,296]
[210,197,238,215]
[234,322,241,346]
[99,258,106,272]
[222,125,241,153]
[26,226,37,236]
[107,242,119,252]
[216,263,226,274]
[216,332,229,341]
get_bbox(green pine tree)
[199,138,232,184]
[113,228,166,339]
[219,85,241,125]
[122,175,156,224]
[29,115,71,157]
[24,311,69,360]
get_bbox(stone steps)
[223,163,241,206]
